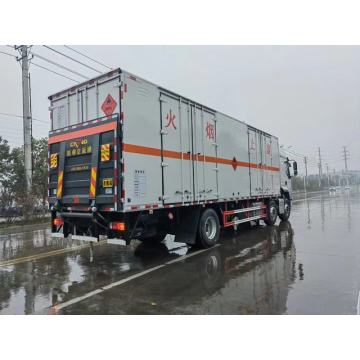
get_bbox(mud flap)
[174,206,201,245]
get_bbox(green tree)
[0,136,48,222]
[32,138,48,205]
[0,136,17,223]
[9,137,48,217]
[0,136,11,183]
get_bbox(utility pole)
[325,163,330,188]
[304,156,308,193]
[342,146,350,187]
[318,147,322,189]
[16,46,32,190]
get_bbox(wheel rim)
[270,205,277,221]
[205,216,217,240]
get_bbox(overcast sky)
[1,45,360,174]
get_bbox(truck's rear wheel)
[264,200,278,226]
[279,198,291,222]
[197,208,220,248]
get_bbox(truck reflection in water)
[60,221,296,315]
[0,221,296,314]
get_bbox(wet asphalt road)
[1,189,360,315]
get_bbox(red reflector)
[111,222,125,231]
[53,218,63,226]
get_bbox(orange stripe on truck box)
[48,122,117,144]
[123,143,280,172]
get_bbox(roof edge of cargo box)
[48,68,122,100]
[48,67,278,140]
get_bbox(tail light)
[53,218,64,226]
[111,222,126,231]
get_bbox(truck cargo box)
[48,68,295,247]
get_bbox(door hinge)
[161,162,169,167]
[160,129,168,135]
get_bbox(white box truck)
[48,68,298,248]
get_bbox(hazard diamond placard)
[101,94,117,116]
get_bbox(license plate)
[103,178,113,188]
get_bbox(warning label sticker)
[101,94,117,116]
[134,170,147,200]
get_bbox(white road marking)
[165,245,220,265]
[357,291,360,315]
[292,195,323,204]
[52,245,218,312]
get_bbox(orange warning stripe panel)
[123,143,280,172]
[48,122,117,145]
[101,144,111,162]
[57,171,64,199]
[50,153,58,169]
[89,167,97,199]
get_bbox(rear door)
[248,128,263,196]
[263,134,272,195]
[48,119,119,211]
[192,106,218,202]
[271,137,281,194]
[160,94,192,204]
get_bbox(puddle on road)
[0,189,360,314]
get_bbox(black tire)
[279,198,291,222]
[264,200,278,226]
[197,208,220,248]
[139,232,167,243]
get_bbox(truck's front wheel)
[279,198,291,222]
[197,208,220,248]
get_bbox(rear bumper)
[71,235,98,242]
[51,209,129,242]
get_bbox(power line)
[31,51,89,80]
[282,149,318,165]
[0,49,80,83]
[0,112,48,124]
[63,45,112,70]
[0,50,16,58]
[281,147,319,163]
[43,45,102,74]
[32,62,80,83]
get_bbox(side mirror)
[293,161,298,176]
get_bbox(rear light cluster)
[110,222,126,231]
[53,218,64,226]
